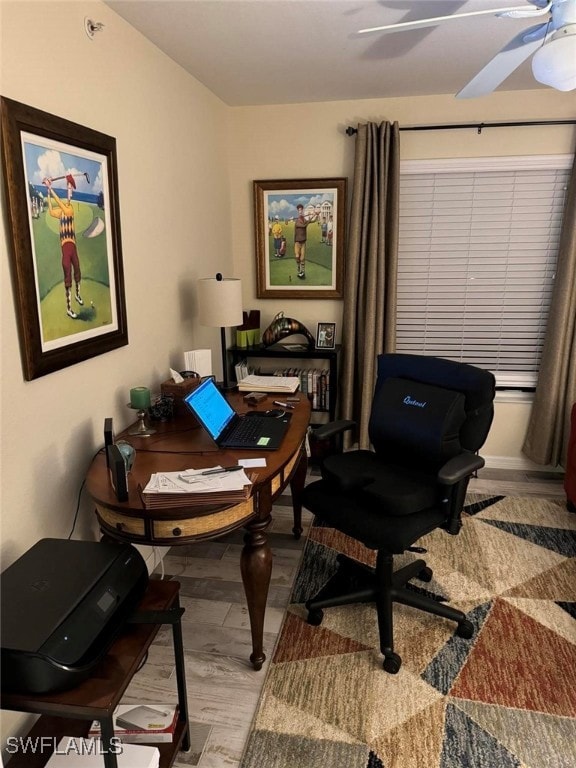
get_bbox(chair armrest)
[438,452,485,485]
[310,420,355,442]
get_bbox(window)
[397,156,571,389]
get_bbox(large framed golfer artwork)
[254,178,346,299]
[1,97,127,380]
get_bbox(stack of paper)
[46,737,159,767]
[237,374,300,393]
[141,466,253,509]
[184,349,212,377]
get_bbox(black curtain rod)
[346,119,576,136]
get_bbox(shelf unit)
[1,580,189,768]
[229,343,340,422]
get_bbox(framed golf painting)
[254,178,346,299]
[1,97,127,380]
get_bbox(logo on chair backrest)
[403,395,426,408]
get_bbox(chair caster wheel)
[417,566,433,582]
[456,619,474,639]
[306,608,324,626]
[383,652,401,674]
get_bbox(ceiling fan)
[358,0,576,97]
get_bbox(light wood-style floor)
[122,468,566,767]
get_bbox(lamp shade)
[531,27,576,91]
[197,274,243,328]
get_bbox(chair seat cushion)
[302,450,449,552]
[321,451,439,515]
[301,476,447,553]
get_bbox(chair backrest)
[369,354,495,469]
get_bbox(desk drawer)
[96,505,146,537]
[152,498,255,541]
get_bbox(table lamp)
[197,273,243,389]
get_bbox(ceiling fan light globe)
[531,27,576,91]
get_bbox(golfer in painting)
[46,175,83,319]
[293,203,317,280]
[271,215,284,257]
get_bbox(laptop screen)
[183,378,235,440]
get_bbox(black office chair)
[302,353,495,673]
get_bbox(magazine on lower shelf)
[88,704,179,743]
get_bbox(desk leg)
[241,514,272,671]
[289,448,308,540]
[100,716,119,768]
[172,595,191,752]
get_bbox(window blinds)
[397,158,570,388]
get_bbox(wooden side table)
[1,580,189,768]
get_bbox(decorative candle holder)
[128,386,155,436]
[127,404,156,437]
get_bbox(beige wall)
[0,0,574,750]
[0,0,233,745]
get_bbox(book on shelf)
[237,374,300,393]
[88,704,179,744]
[46,737,159,767]
[234,359,250,382]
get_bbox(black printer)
[0,538,148,694]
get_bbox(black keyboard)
[229,417,263,444]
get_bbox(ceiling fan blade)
[456,23,549,98]
[357,4,547,35]
[498,1,552,18]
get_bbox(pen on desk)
[201,466,243,476]
[273,400,295,409]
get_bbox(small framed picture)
[316,322,336,349]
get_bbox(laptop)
[183,377,291,450]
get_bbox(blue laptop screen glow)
[184,378,235,440]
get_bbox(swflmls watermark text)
[6,736,123,755]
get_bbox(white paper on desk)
[144,467,251,494]
[239,458,267,468]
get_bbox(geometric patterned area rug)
[240,495,576,768]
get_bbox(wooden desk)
[86,393,311,670]
[1,580,189,768]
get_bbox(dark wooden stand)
[1,580,190,768]
[229,343,341,421]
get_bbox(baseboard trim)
[484,455,564,473]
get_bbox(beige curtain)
[340,121,400,449]
[523,153,576,467]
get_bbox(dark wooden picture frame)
[254,178,346,299]
[316,322,336,349]
[1,97,128,380]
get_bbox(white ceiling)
[104,0,553,106]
